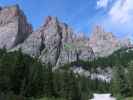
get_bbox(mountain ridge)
[0,4,131,66]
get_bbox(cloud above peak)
[96,0,133,40]
[109,0,133,24]
[96,0,109,8]
[96,0,133,25]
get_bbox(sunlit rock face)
[0,5,32,49]
[89,25,131,57]
[0,4,131,67]
[15,16,94,66]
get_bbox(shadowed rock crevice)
[39,33,45,54]
[54,25,63,66]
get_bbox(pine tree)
[127,61,133,96]
[43,63,55,97]
[111,65,129,97]
[67,71,81,100]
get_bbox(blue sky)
[0,0,133,39]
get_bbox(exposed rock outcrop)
[89,25,131,57]
[15,16,94,66]
[0,4,131,67]
[0,5,32,49]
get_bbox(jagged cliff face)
[89,26,131,57]
[0,5,32,49]
[16,16,94,66]
[0,5,93,67]
[0,5,131,66]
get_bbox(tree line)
[71,47,133,99]
[0,48,110,100]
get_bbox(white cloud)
[97,0,109,8]
[96,0,133,40]
[109,0,133,24]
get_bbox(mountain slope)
[0,5,131,67]
[15,16,94,66]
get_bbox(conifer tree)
[111,65,129,97]
[127,61,133,96]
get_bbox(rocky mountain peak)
[44,16,58,26]
[0,4,131,67]
[0,4,32,49]
[89,25,131,57]
[42,16,60,32]
[91,25,115,40]
[15,16,94,66]
[92,25,104,34]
